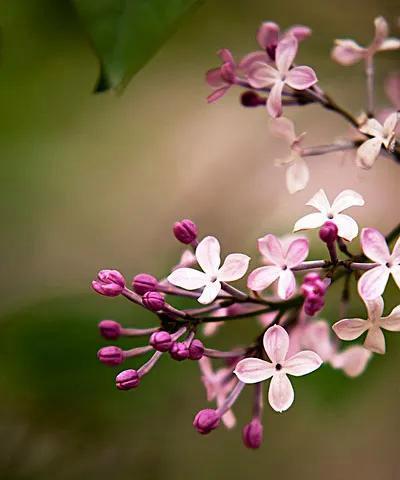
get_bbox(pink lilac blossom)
[293,189,365,241]
[358,228,400,300]
[234,325,322,412]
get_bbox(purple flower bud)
[150,331,173,352]
[319,221,338,244]
[193,409,221,434]
[97,346,124,366]
[303,272,320,283]
[132,273,158,295]
[169,342,189,361]
[142,291,165,311]
[188,339,204,360]
[115,369,140,390]
[173,219,198,244]
[242,419,263,449]
[98,320,122,340]
[92,269,125,297]
[241,91,264,107]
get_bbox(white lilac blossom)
[293,189,365,241]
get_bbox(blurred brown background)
[0,0,400,478]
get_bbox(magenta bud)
[97,346,124,366]
[150,330,173,352]
[98,320,121,340]
[319,221,338,244]
[169,342,189,361]
[142,291,165,311]
[132,273,158,295]
[188,339,204,360]
[115,369,140,390]
[92,269,125,297]
[193,409,221,434]
[303,272,320,283]
[173,219,198,244]
[242,419,263,449]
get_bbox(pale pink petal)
[391,236,400,264]
[196,236,221,275]
[263,325,289,363]
[257,21,279,49]
[331,189,365,213]
[356,137,382,169]
[285,238,309,268]
[383,112,399,137]
[365,296,384,323]
[331,40,366,65]
[248,62,279,88]
[364,326,385,354]
[218,48,234,64]
[372,16,389,49]
[306,189,331,213]
[284,350,322,376]
[257,234,285,265]
[234,358,275,383]
[359,118,384,137]
[206,68,224,87]
[285,66,318,90]
[332,318,369,341]
[358,265,390,300]
[268,373,294,412]
[269,117,297,144]
[293,212,325,232]
[247,266,281,291]
[258,311,279,328]
[276,35,298,75]
[167,268,207,290]
[301,321,336,361]
[379,38,400,51]
[361,228,390,263]
[198,281,221,304]
[218,254,250,282]
[380,305,400,331]
[333,214,360,242]
[207,86,230,103]
[267,80,284,118]
[239,51,270,71]
[286,25,312,42]
[198,356,213,380]
[391,265,400,290]
[286,157,309,194]
[331,346,371,377]
[203,321,222,336]
[277,269,296,299]
[221,408,236,429]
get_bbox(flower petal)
[234,358,275,383]
[306,189,331,213]
[196,236,221,275]
[248,62,279,88]
[391,236,400,264]
[293,212,325,232]
[221,408,236,429]
[284,350,322,376]
[269,117,297,144]
[383,112,399,140]
[372,16,389,48]
[285,238,309,268]
[239,51,270,71]
[379,38,400,51]
[358,265,390,301]
[198,281,221,304]
[263,325,289,363]
[380,305,400,331]
[268,373,294,412]
[247,265,281,291]
[285,66,318,90]
[333,214,360,242]
[359,118,384,138]
[331,40,366,65]
[207,86,230,103]
[364,326,385,354]
[218,253,250,282]
[365,296,384,323]
[332,318,369,341]
[286,25,312,42]
[356,137,382,169]
[331,346,371,377]
[276,35,298,74]
[331,189,365,214]
[286,157,310,194]
[267,80,284,118]
[391,265,400,290]
[256,21,279,49]
[361,228,390,263]
[167,268,208,290]
[206,68,225,87]
[277,269,296,299]
[257,234,284,265]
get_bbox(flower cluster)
[92,185,400,448]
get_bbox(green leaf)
[72,0,202,93]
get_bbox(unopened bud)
[150,331,173,352]
[173,219,198,244]
[115,369,140,390]
[319,221,338,244]
[142,291,165,311]
[242,419,263,449]
[92,269,125,297]
[98,320,121,340]
[193,409,221,434]
[97,346,124,366]
[188,339,204,360]
[169,342,189,361]
[132,273,158,295]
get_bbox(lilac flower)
[248,35,318,117]
[247,234,309,299]
[167,236,250,304]
[332,16,400,66]
[293,189,365,242]
[206,49,236,103]
[356,112,398,169]
[358,228,400,300]
[333,296,400,354]
[234,325,322,412]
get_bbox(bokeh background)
[1,0,400,478]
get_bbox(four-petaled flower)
[358,228,400,300]
[206,49,237,103]
[167,236,250,304]
[332,16,400,66]
[247,234,309,299]
[356,112,398,169]
[270,117,309,194]
[234,325,322,412]
[333,296,400,354]
[293,189,365,241]
[248,35,318,117]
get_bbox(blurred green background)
[1,0,400,478]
